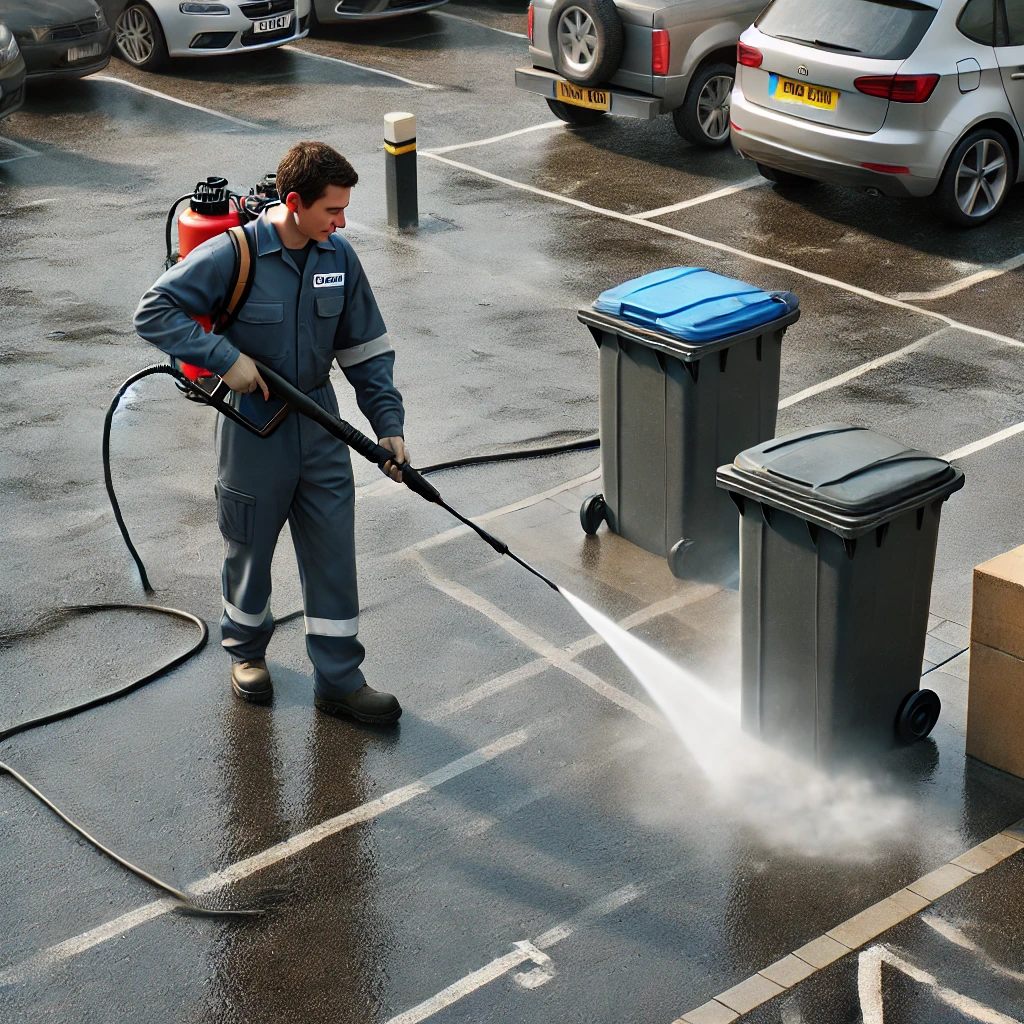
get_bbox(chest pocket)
[315,290,345,318]
[237,301,284,325]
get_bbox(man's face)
[289,185,351,241]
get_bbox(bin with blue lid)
[577,266,800,582]
[717,423,965,765]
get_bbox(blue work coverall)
[134,214,404,699]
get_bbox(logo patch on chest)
[313,273,346,288]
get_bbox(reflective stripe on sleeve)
[335,333,394,368]
[223,596,271,628]
[304,614,359,637]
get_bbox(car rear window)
[756,0,937,60]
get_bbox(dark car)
[3,0,113,82]
[0,22,27,119]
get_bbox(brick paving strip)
[675,819,1024,1023]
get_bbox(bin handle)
[769,291,800,315]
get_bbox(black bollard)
[385,111,418,231]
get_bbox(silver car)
[516,0,767,148]
[731,0,1024,226]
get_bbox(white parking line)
[419,151,1024,350]
[0,137,41,165]
[282,45,440,90]
[944,420,1024,462]
[778,329,945,409]
[89,76,266,130]
[896,252,1024,302]
[634,177,765,219]
[920,914,1024,984]
[425,120,563,155]
[435,10,529,38]
[0,728,530,986]
[386,881,644,1023]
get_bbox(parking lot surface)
[3,3,1024,1021]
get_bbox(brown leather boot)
[231,658,273,704]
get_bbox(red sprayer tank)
[175,177,241,381]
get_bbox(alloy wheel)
[557,7,598,76]
[116,6,156,66]
[697,74,732,142]
[955,137,1008,219]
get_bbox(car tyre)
[307,0,321,35]
[115,3,168,72]
[550,0,623,86]
[933,127,1014,228]
[673,63,734,148]
[546,98,607,126]
[757,163,817,189]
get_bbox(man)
[135,141,405,724]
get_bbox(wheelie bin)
[577,266,799,583]
[716,423,965,765]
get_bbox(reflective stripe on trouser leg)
[217,414,300,663]
[288,405,365,699]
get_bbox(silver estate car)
[731,0,1024,226]
[516,0,767,148]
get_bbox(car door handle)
[1013,71,1024,79]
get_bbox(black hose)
[0,604,260,916]
[164,194,193,266]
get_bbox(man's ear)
[286,191,302,213]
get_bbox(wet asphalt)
[3,2,1024,1021]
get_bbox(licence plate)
[770,74,838,111]
[67,42,103,62]
[555,80,610,111]
[254,12,293,33]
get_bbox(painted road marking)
[778,329,946,409]
[896,252,1024,302]
[0,137,41,165]
[89,76,265,130]
[419,151,1024,349]
[858,944,1022,1024]
[921,914,1024,984]
[435,10,529,38]
[0,728,530,986]
[634,178,765,219]
[425,120,564,155]
[282,45,440,90]
[944,420,1024,462]
[386,881,645,1023]
[673,821,1024,1023]
[412,550,662,725]
[425,584,720,720]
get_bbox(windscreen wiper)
[773,33,862,53]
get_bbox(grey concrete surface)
[3,3,1024,1021]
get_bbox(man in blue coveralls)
[135,141,405,724]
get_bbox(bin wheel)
[580,493,606,535]
[668,538,695,579]
[896,688,941,743]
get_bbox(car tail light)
[737,42,763,68]
[861,162,910,174]
[854,74,940,103]
[527,4,534,45]
[652,30,670,75]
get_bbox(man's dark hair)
[276,141,358,207]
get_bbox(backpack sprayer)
[1,174,598,919]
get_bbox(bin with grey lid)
[716,423,965,765]
[577,267,800,583]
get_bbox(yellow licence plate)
[771,74,838,111]
[555,81,610,111]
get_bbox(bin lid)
[593,267,795,343]
[716,424,965,538]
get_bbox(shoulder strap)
[212,225,256,334]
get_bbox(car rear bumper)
[515,66,661,120]
[730,83,946,199]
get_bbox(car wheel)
[550,0,623,87]
[673,63,734,149]
[307,0,321,35]
[115,3,168,71]
[546,98,607,126]
[757,163,817,189]
[933,128,1013,228]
